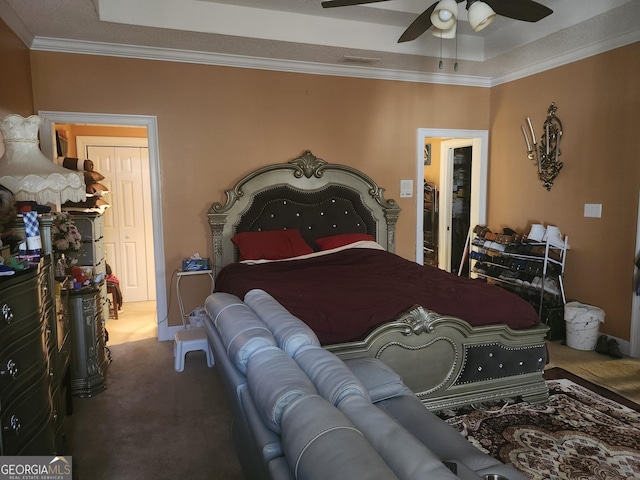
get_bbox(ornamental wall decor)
[521,103,563,191]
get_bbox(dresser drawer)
[0,319,48,402]
[74,237,105,266]
[71,214,103,241]
[0,368,54,456]
[0,272,42,337]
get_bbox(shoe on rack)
[595,335,609,354]
[543,279,560,296]
[543,225,570,249]
[608,339,623,359]
[527,224,546,242]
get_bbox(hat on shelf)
[527,224,546,242]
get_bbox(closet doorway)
[416,129,488,272]
[38,111,170,342]
[77,136,155,303]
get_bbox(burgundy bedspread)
[214,247,540,345]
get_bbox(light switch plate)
[400,179,413,198]
[584,203,602,218]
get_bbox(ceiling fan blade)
[321,0,391,8]
[482,0,552,22]
[398,2,438,43]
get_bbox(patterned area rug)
[437,368,640,479]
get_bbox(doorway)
[416,129,488,270]
[441,142,472,275]
[38,111,170,342]
[77,136,156,304]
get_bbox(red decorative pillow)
[232,229,314,261]
[315,233,376,250]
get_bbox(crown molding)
[28,31,640,89]
[490,29,640,86]
[30,36,493,88]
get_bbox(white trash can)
[564,301,605,351]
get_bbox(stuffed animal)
[71,266,91,287]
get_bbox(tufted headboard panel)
[207,151,401,271]
[235,184,376,249]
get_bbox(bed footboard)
[326,305,549,411]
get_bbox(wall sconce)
[521,103,563,191]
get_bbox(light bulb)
[438,9,453,22]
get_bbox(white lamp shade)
[430,0,458,30]
[432,23,457,39]
[468,1,496,32]
[0,115,85,206]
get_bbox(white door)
[83,141,156,302]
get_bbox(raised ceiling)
[1,0,639,86]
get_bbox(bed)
[207,150,549,410]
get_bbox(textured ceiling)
[1,0,639,86]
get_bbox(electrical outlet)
[584,203,602,218]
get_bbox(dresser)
[2,216,72,455]
[64,212,110,397]
[0,260,71,455]
[67,285,109,397]
[68,212,109,323]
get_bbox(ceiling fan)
[321,0,553,43]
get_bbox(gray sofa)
[203,289,528,480]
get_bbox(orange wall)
[27,51,489,325]
[488,43,640,339]
[0,20,33,118]
[2,16,638,340]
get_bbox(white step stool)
[174,327,214,372]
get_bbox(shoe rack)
[467,225,568,320]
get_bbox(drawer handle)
[1,304,13,324]
[4,415,21,434]
[0,359,18,379]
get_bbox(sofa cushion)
[280,394,398,480]
[245,289,320,356]
[247,347,317,434]
[205,292,277,374]
[344,357,411,403]
[294,345,370,406]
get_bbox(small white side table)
[176,269,214,328]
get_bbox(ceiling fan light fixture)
[431,0,458,30]
[432,23,456,39]
[468,1,496,32]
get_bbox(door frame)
[631,189,640,358]
[416,129,488,266]
[38,111,169,342]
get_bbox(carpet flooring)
[437,367,640,480]
[68,302,640,479]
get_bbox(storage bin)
[564,301,605,351]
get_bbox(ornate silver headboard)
[207,150,401,271]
